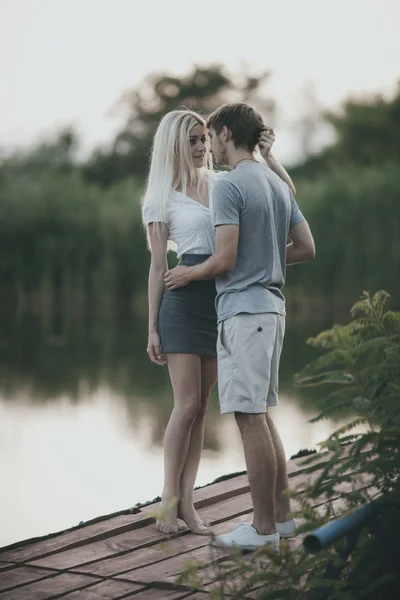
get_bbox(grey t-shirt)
[212,161,305,322]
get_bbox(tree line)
[0,66,399,316]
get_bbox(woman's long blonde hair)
[141,109,213,228]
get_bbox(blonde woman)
[142,108,295,535]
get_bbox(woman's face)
[189,123,207,168]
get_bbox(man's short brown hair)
[206,103,265,151]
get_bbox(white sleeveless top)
[143,173,226,257]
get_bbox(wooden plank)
[0,475,245,565]
[0,573,100,600]
[0,447,366,600]
[201,548,270,592]
[75,536,208,577]
[0,478,241,566]
[27,467,354,582]
[0,455,311,566]
[77,517,246,578]
[0,510,156,564]
[0,474,247,566]
[59,579,143,599]
[120,587,195,600]
[193,475,248,509]
[28,492,255,571]
[61,468,317,578]
[76,516,255,579]
[181,594,212,599]
[28,527,177,571]
[163,494,353,594]
[198,500,354,594]
[115,542,231,584]
[113,519,254,586]
[202,535,307,597]
[74,517,248,578]
[0,563,14,572]
[184,453,314,511]
[0,566,55,593]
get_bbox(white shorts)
[217,312,285,414]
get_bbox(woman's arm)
[258,129,297,196]
[147,223,168,365]
[265,153,296,196]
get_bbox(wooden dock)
[0,454,325,599]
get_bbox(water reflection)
[0,313,352,547]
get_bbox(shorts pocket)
[217,321,232,356]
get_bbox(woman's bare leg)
[156,353,201,534]
[178,356,218,534]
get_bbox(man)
[164,103,315,551]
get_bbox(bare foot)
[156,499,179,535]
[177,501,211,535]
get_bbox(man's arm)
[165,178,241,290]
[286,220,316,265]
[164,224,239,289]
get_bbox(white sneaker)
[277,519,297,539]
[243,519,297,538]
[211,523,280,552]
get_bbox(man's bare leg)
[265,410,291,523]
[235,412,277,535]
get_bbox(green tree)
[0,133,150,315]
[292,82,400,178]
[285,162,400,308]
[83,64,273,186]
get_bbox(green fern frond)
[323,419,368,439]
[348,335,392,360]
[309,397,358,423]
[296,371,355,387]
[383,310,400,328]
[350,292,372,318]
[372,290,391,318]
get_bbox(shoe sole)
[211,539,279,552]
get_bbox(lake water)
[0,312,353,547]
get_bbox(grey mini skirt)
[158,254,217,357]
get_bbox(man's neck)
[226,148,256,170]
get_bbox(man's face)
[208,127,228,166]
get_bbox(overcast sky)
[1,0,399,162]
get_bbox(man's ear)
[221,125,231,142]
